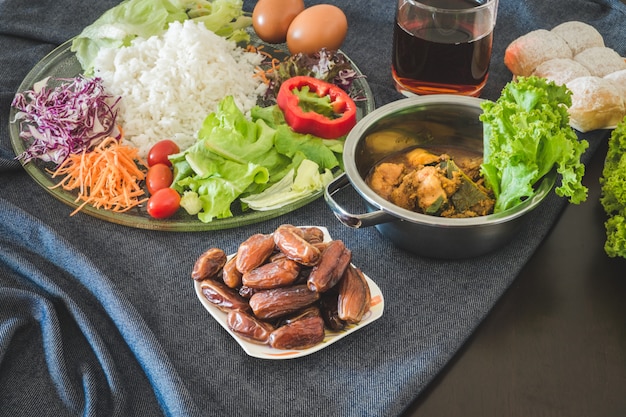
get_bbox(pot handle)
[324,173,396,228]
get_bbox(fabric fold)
[0,204,200,417]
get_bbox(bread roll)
[566,76,625,132]
[504,29,572,77]
[551,21,605,55]
[504,21,625,130]
[604,69,626,102]
[574,47,626,77]
[532,58,591,85]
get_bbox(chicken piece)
[389,172,419,211]
[367,162,405,200]
[415,166,450,214]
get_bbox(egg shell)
[286,4,348,55]
[252,0,305,44]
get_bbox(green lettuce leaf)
[251,103,345,171]
[170,96,343,223]
[241,160,334,211]
[71,0,251,75]
[274,126,344,171]
[480,76,589,213]
[176,160,269,222]
[600,116,626,258]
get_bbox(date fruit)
[268,315,325,350]
[273,225,321,266]
[236,233,275,274]
[319,290,346,331]
[300,226,325,244]
[242,258,300,289]
[337,265,371,323]
[192,248,227,281]
[249,284,320,320]
[307,240,352,293]
[222,255,243,289]
[201,280,251,313]
[279,305,322,326]
[227,310,275,344]
[238,286,257,299]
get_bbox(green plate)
[9,36,374,231]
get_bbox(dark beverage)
[392,0,495,96]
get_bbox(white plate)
[193,226,385,359]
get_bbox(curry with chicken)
[366,146,495,218]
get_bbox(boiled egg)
[252,0,305,44]
[286,4,348,55]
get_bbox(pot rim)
[342,95,556,228]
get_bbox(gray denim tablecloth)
[1,1,625,416]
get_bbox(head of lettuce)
[480,76,589,214]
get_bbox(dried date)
[227,310,274,344]
[222,255,243,288]
[273,225,321,266]
[236,233,275,274]
[319,290,346,331]
[238,286,257,299]
[200,280,251,313]
[337,265,371,324]
[192,248,227,281]
[242,258,300,290]
[300,226,325,244]
[307,240,352,293]
[268,316,325,350]
[279,305,322,326]
[249,284,320,320]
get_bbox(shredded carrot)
[254,58,281,85]
[248,44,281,85]
[49,136,149,216]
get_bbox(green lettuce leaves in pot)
[480,76,589,213]
[600,116,626,258]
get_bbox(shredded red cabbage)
[11,75,121,164]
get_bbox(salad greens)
[600,117,626,258]
[241,160,334,211]
[170,96,343,223]
[71,0,251,75]
[480,76,589,213]
[262,49,362,103]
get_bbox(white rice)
[93,20,266,156]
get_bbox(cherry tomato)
[146,163,173,195]
[147,139,180,167]
[147,188,181,219]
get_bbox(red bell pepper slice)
[276,75,357,139]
